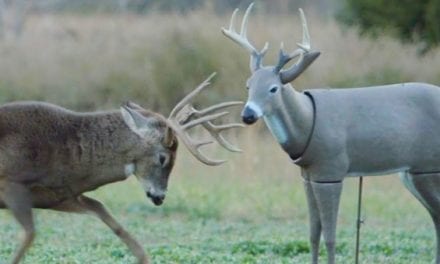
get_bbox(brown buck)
[0,73,242,264]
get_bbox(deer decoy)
[0,73,242,264]
[223,3,440,263]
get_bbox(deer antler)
[278,8,321,84]
[221,2,269,72]
[167,73,244,166]
[275,8,311,72]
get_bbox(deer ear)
[125,101,145,111]
[163,126,175,148]
[120,106,155,137]
[280,51,320,84]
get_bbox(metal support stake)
[355,176,364,264]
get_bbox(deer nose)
[241,106,258,124]
[146,191,165,206]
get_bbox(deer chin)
[146,188,166,206]
[148,195,164,206]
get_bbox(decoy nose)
[241,107,258,124]
[242,114,257,124]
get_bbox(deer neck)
[263,84,314,159]
[75,113,138,186]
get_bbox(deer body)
[0,101,177,264]
[0,102,146,208]
[0,74,242,264]
[223,4,440,263]
[294,83,440,178]
[285,83,440,264]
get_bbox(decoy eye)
[269,86,278,93]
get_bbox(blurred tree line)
[0,0,338,42]
[20,0,440,53]
[337,0,440,54]
[0,0,437,112]
[29,0,337,15]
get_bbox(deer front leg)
[0,182,35,264]
[311,181,343,264]
[401,172,440,264]
[304,180,321,264]
[53,196,148,264]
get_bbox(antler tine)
[175,102,243,152]
[169,72,216,119]
[240,2,254,39]
[194,101,243,117]
[174,127,226,165]
[176,101,243,127]
[222,4,256,54]
[297,8,311,51]
[275,42,293,72]
[279,8,320,84]
[288,8,311,59]
[181,103,243,152]
[222,2,269,72]
[182,111,229,130]
[202,122,244,152]
[167,119,226,166]
[168,73,243,166]
[228,8,239,32]
[275,8,312,73]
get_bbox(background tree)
[337,0,440,54]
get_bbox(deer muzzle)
[146,191,165,206]
[241,104,260,124]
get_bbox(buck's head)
[222,3,320,125]
[121,74,242,206]
[121,104,178,206]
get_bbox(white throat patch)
[124,163,135,177]
[263,115,288,144]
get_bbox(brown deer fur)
[0,101,178,264]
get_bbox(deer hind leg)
[401,172,440,264]
[304,180,322,264]
[0,182,35,264]
[311,181,343,264]
[52,196,148,264]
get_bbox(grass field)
[0,9,439,264]
[0,131,436,263]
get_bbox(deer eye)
[159,154,167,167]
[269,86,279,93]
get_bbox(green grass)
[0,207,434,263]
[0,133,436,263]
